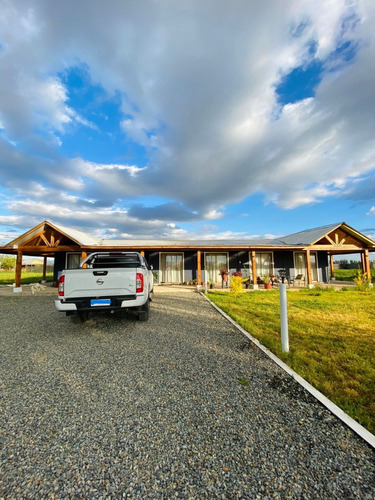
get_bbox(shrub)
[230,276,243,298]
[353,271,372,291]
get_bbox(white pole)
[279,282,289,352]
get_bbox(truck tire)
[138,299,149,321]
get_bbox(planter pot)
[264,283,272,290]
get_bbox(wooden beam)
[15,245,81,252]
[329,254,335,279]
[42,256,47,281]
[325,234,335,245]
[251,250,257,286]
[40,233,50,246]
[365,249,372,282]
[197,250,201,284]
[306,249,312,286]
[15,250,23,288]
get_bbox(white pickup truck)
[55,251,153,321]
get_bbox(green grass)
[0,270,54,285]
[207,288,375,434]
[334,268,375,281]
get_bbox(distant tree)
[0,255,16,270]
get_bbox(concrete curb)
[202,292,375,450]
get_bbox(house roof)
[1,220,374,255]
[275,223,343,246]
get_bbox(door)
[205,254,228,284]
[160,253,183,283]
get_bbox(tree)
[0,255,16,270]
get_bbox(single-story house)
[0,220,374,289]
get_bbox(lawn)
[334,268,375,281]
[0,270,54,285]
[207,287,375,434]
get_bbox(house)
[0,220,374,289]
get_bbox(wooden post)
[81,251,87,269]
[42,256,47,282]
[360,251,366,274]
[15,250,23,288]
[197,250,201,285]
[364,249,372,282]
[251,251,257,287]
[329,254,335,279]
[306,249,312,286]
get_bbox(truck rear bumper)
[55,294,146,313]
[55,300,77,311]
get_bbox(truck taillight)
[58,275,65,296]
[136,273,144,293]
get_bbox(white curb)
[202,293,375,450]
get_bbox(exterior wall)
[317,251,329,282]
[53,248,330,284]
[273,251,295,278]
[53,252,66,281]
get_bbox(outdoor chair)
[289,274,305,287]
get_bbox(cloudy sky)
[0,0,375,244]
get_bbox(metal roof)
[275,223,342,246]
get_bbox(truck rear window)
[91,256,141,268]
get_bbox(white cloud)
[0,0,374,237]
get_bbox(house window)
[294,252,319,281]
[205,253,228,283]
[249,252,273,279]
[66,253,81,269]
[160,253,183,283]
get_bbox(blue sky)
[0,0,375,244]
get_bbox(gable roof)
[1,220,374,255]
[5,220,100,248]
[276,223,343,246]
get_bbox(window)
[160,253,183,283]
[249,252,273,279]
[66,253,81,269]
[205,254,228,283]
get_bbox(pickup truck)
[55,251,153,321]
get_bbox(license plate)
[91,299,111,307]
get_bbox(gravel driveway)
[0,286,374,499]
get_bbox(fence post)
[279,282,289,352]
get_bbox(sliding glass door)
[160,253,183,283]
[205,254,228,284]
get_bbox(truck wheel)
[73,311,89,323]
[138,300,149,321]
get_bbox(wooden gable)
[6,221,82,255]
[311,224,374,252]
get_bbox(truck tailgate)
[62,268,137,299]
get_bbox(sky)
[0,0,375,244]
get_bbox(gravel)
[0,285,374,499]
